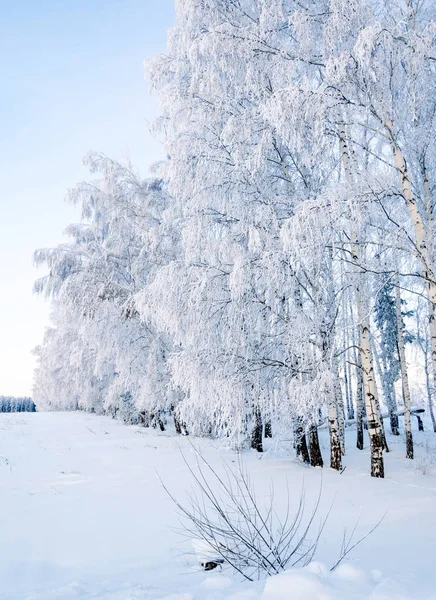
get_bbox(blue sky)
[0,0,175,396]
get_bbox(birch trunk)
[387,124,436,399]
[323,245,343,470]
[370,344,389,453]
[344,352,354,420]
[308,425,324,467]
[322,330,342,470]
[334,360,345,455]
[395,276,414,459]
[374,347,399,436]
[327,391,342,470]
[423,338,436,433]
[294,417,310,464]
[340,130,385,476]
[423,165,436,433]
[251,407,263,453]
[343,270,355,420]
[360,315,385,477]
[356,349,364,450]
[174,414,182,435]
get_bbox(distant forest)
[0,396,36,413]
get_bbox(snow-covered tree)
[33,0,436,478]
[34,154,177,425]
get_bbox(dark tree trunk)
[138,411,149,427]
[406,429,414,459]
[294,417,310,464]
[251,408,263,453]
[264,421,272,439]
[356,423,364,450]
[377,402,389,453]
[416,414,424,432]
[151,412,166,431]
[379,418,389,452]
[308,425,323,467]
[389,410,400,436]
[174,415,182,435]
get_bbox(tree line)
[33,0,436,477]
[0,397,36,413]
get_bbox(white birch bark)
[386,123,436,400]
[395,275,414,459]
[423,165,436,432]
[359,304,385,477]
[324,247,343,470]
[340,130,385,476]
[355,346,365,450]
[333,359,345,455]
[327,389,342,470]
[423,337,436,433]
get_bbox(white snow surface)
[1,412,436,599]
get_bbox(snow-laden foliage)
[34,154,178,425]
[34,0,436,476]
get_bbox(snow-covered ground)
[1,412,436,599]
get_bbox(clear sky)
[0,0,175,397]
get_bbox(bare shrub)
[161,444,386,581]
[160,446,328,581]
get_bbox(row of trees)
[34,0,436,477]
[0,397,36,413]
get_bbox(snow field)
[1,412,436,599]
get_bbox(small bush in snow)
[161,446,328,581]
